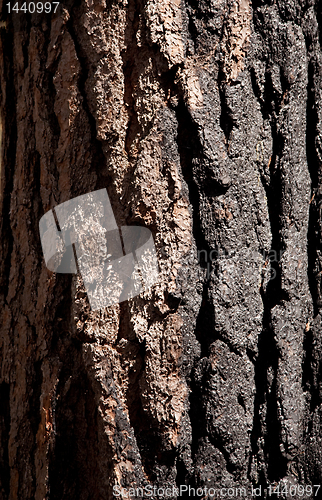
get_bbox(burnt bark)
[1,0,322,498]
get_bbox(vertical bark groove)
[1,0,322,497]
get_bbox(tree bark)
[1,0,322,498]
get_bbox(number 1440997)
[268,484,320,497]
[6,2,60,13]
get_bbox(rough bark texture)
[1,0,322,498]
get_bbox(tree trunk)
[1,0,322,498]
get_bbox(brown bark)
[0,0,322,498]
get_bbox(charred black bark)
[1,0,322,498]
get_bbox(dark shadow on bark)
[0,383,10,498]
[48,337,109,500]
